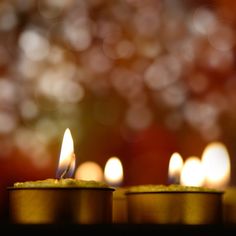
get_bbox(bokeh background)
[1,0,236,221]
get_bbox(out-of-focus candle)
[180,156,205,187]
[223,186,236,224]
[125,153,223,225]
[104,156,123,187]
[201,142,230,190]
[168,152,183,184]
[8,128,114,224]
[75,161,103,182]
[201,142,236,223]
[104,156,127,223]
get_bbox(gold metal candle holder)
[8,179,114,224]
[223,186,236,224]
[112,187,128,223]
[126,184,223,225]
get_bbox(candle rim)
[125,184,223,194]
[7,186,115,191]
[10,178,114,189]
[126,190,224,195]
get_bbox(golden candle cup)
[112,187,129,223]
[8,179,114,224]
[126,184,223,225]
[223,186,236,224]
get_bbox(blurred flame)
[104,156,123,186]
[168,152,183,184]
[56,128,75,178]
[201,142,230,190]
[180,156,205,187]
[75,161,103,181]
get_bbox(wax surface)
[127,184,221,193]
[12,178,110,188]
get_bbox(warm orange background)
[1,0,236,222]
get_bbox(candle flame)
[180,156,205,187]
[56,128,75,178]
[75,161,103,181]
[168,152,183,184]
[201,142,230,190]
[104,156,123,186]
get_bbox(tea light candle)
[8,128,114,224]
[223,186,236,224]
[126,184,223,225]
[112,186,128,223]
[104,156,128,223]
[200,142,235,224]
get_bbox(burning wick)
[59,153,76,179]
